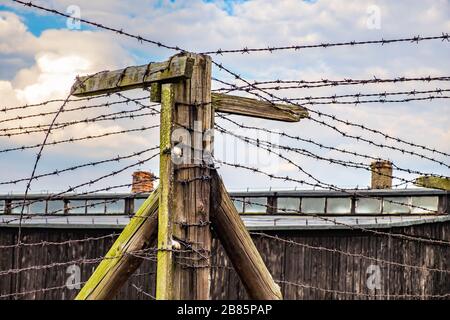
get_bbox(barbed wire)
[0,245,207,277]
[5,0,450,301]
[6,150,160,214]
[0,147,159,187]
[230,198,450,246]
[251,232,450,274]
[282,95,450,106]
[0,112,158,139]
[0,251,220,299]
[216,114,446,178]
[10,0,185,52]
[214,84,450,99]
[0,125,159,155]
[202,33,450,55]
[0,281,86,299]
[216,150,444,215]
[0,247,157,277]
[212,63,450,161]
[212,76,450,91]
[131,284,156,300]
[0,93,112,113]
[1,174,162,227]
[0,95,151,126]
[0,105,158,136]
[215,124,448,188]
[166,122,446,214]
[277,280,450,299]
[12,0,448,161]
[214,87,450,105]
[13,72,113,298]
[0,233,118,250]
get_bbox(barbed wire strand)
[216,114,445,179]
[215,124,448,188]
[0,125,159,155]
[212,63,450,160]
[251,232,450,274]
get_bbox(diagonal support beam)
[210,170,282,300]
[75,187,160,300]
[71,55,195,97]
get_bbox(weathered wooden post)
[156,53,213,299]
[70,52,308,300]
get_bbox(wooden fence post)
[155,53,213,300]
[156,83,176,299]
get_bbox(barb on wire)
[131,284,155,299]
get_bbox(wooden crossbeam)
[75,188,159,300]
[210,170,282,300]
[415,176,450,190]
[212,93,308,122]
[71,62,308,123]
[71,55,195,97]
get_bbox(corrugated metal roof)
[1,214,448,230]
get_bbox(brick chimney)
[370,160,393,189]
[131,171,154,193]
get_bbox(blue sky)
[0,0,448,194]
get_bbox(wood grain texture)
[75,188,159,300]
[71,55,194,97]
[210,170,282,300]
[156,83,175,299]
[170,53,213,300]
[212,93,308,122]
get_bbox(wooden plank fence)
[1,220,448,300]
